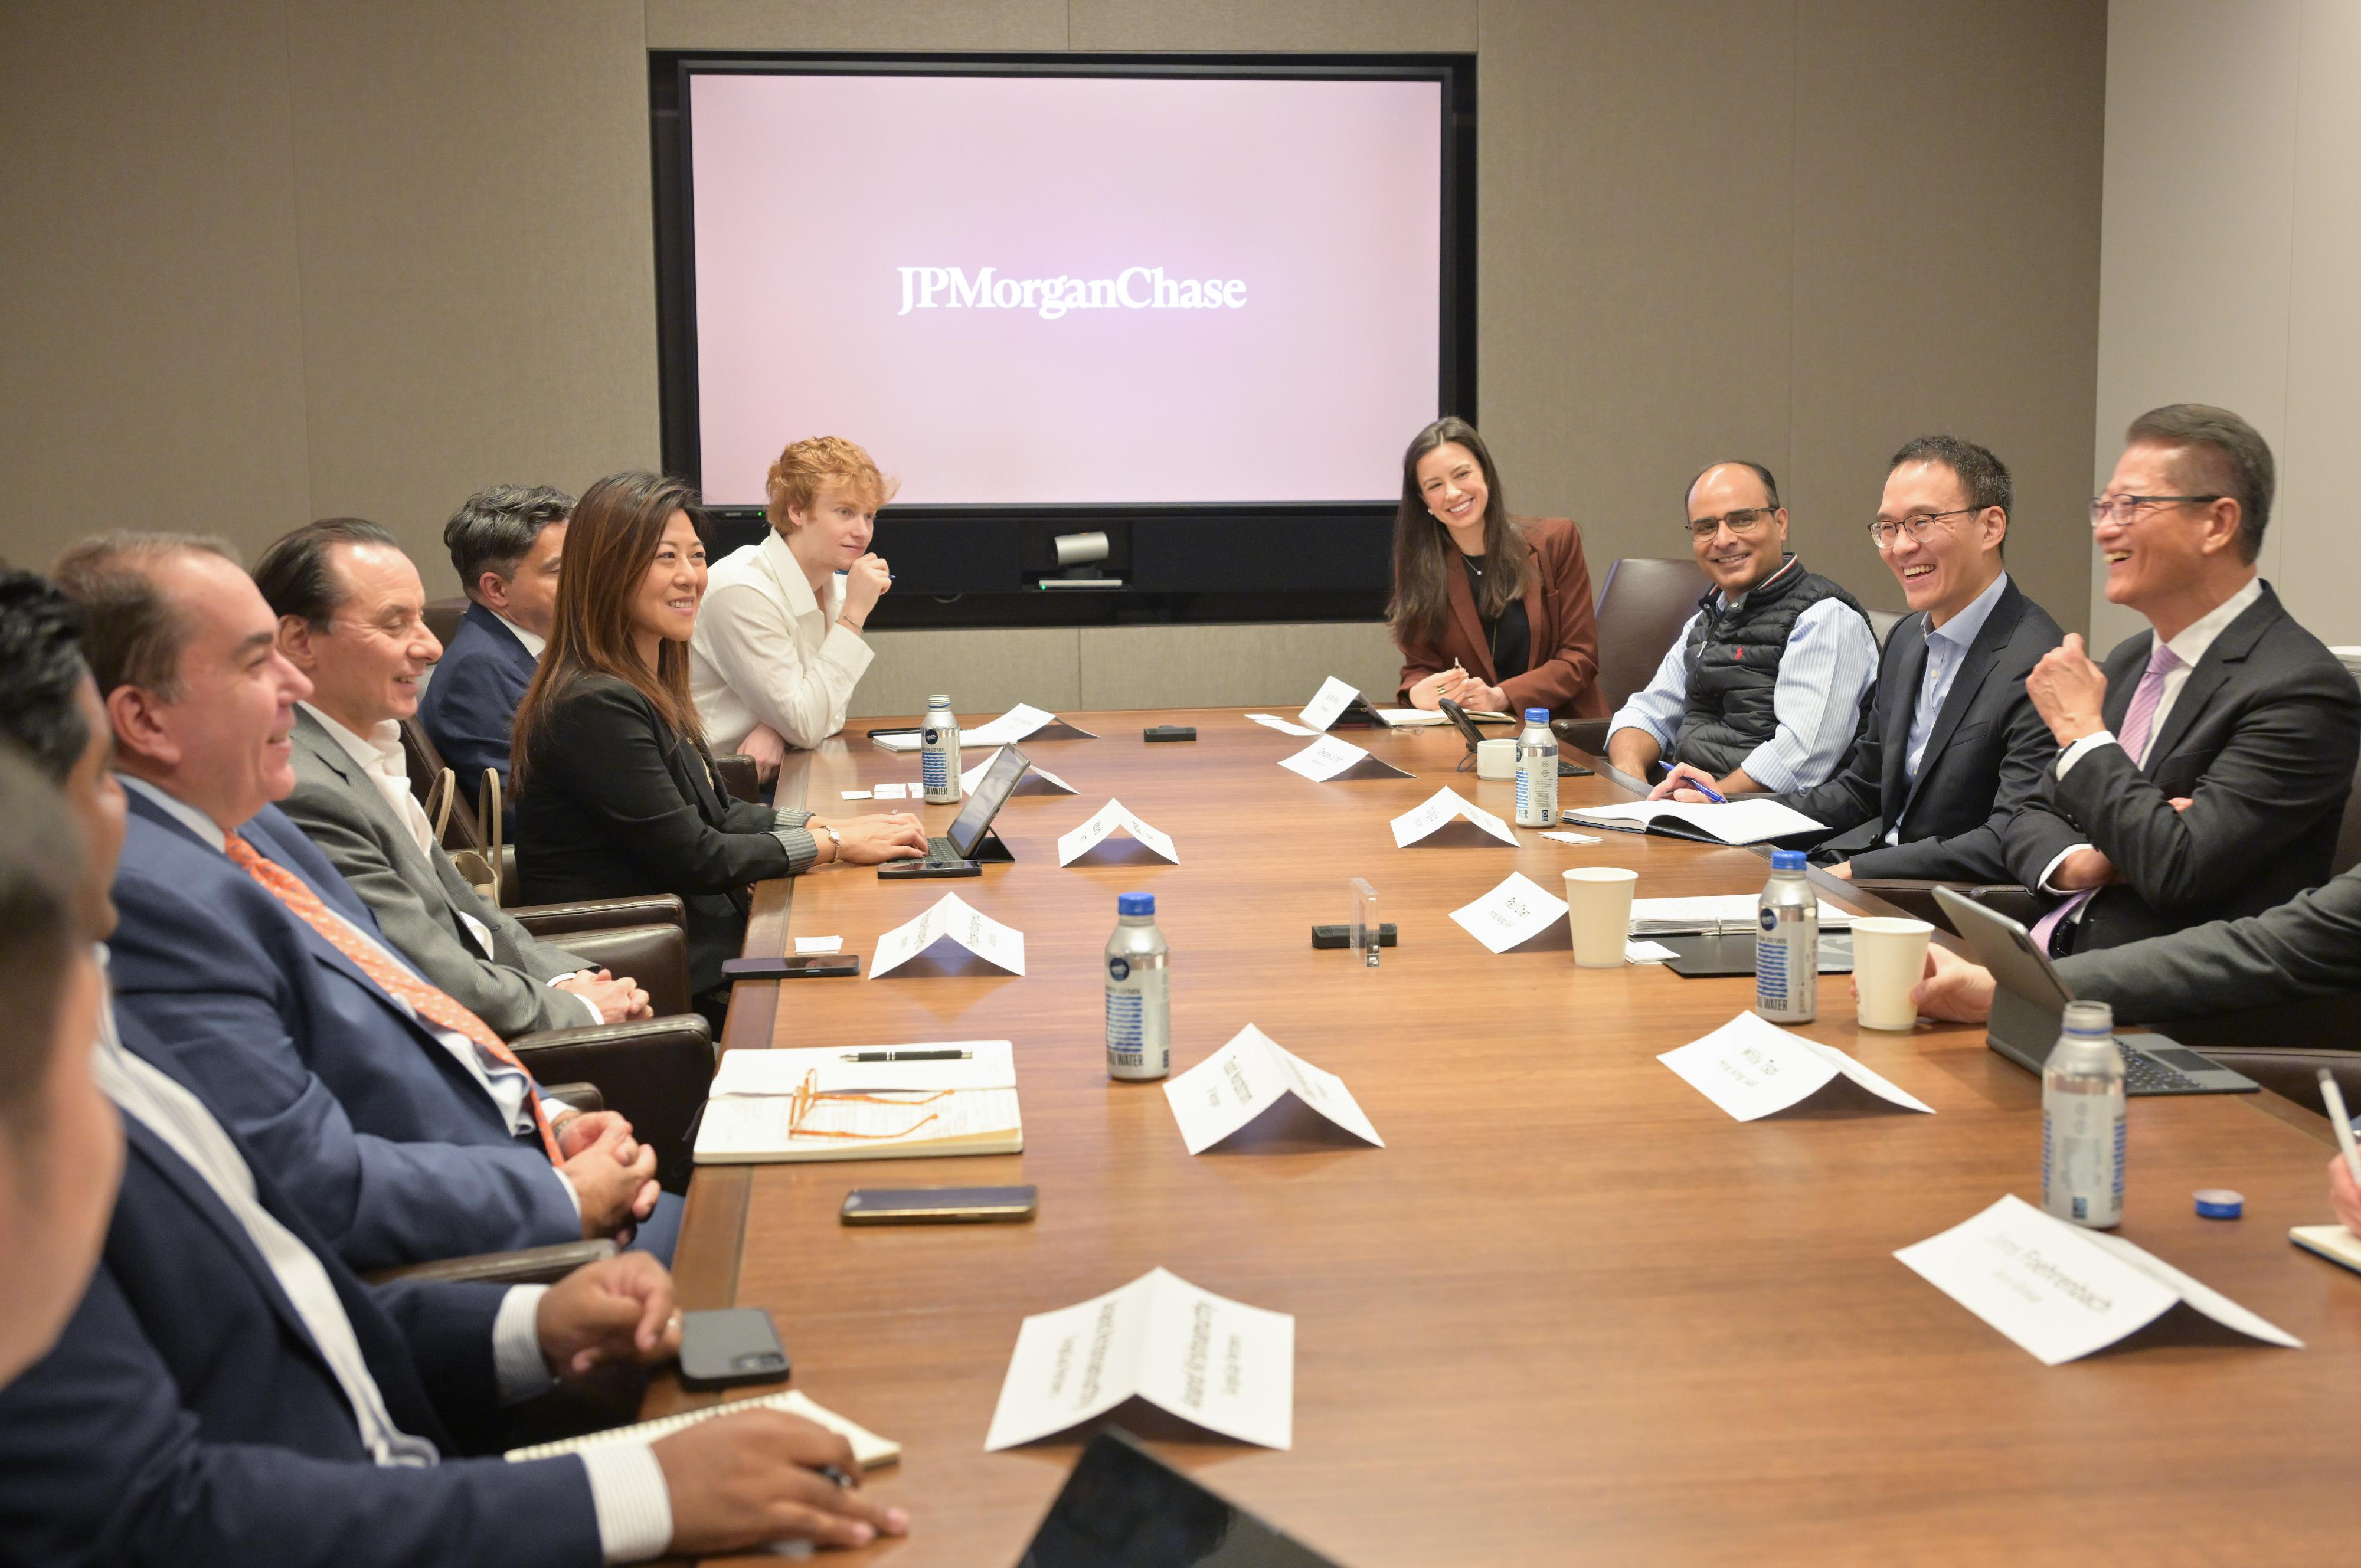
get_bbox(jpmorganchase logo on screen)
[896,266,1247,319]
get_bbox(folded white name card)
[1276,735,1411,783]
[1389,785,1519,849]
[983,1268,1294,1451]
[1896,1194,2301,1365]
[964,703,1098,746]
[1245,712,1320,738]
[1657,1011,1934,1119]
[1447,871,1567,953]
[1163,1024,1384,1155]
[1056,798,1180,866]
[1296,675,1363,732]
[868,892,1026,978]
[961,746,1077,796]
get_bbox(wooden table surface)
[652,708,2356,1567]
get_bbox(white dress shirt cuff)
[493,1285,556,1403]
[581,1443,676,1563]
[2036,844,2095,896]
[1735,742,1801,793]
[552,1164,584,1217]
[548,976,606,1027]
[2055,730,2118,779]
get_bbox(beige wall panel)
[0,0,312,569]
[1474,0,1794,576]
[646,1,1069,51]
[859,627,1082,719]
[1076,620,1401,709]
[1790,0,2105,630]
[2091,0,2300,651]
[2264,0,2361,646]
[1068,0,1475,53]
[283,1,660,592]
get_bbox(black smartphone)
[841,1184,1039,1225]
[721,954,860,978]
[878,859,981,879]
[678,1307,790,1390]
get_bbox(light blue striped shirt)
[1607,585,1881,792]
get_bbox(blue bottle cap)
[1524,707,1551,722]
[1770,850,1808,871]
[1117,892,1155,917]
[2193,1188,2244,1219]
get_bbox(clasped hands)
[1407,666,1507,715]
[532,1253,912,1554]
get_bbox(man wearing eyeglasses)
[2009,403,2359,957]
[1605,460,1879,796]
[1669,437,2079,886]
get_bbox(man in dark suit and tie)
[1668,436,2078,886]
[0,663,910,1560]
[2015,404,2360,955]
[256,516,649,1038]
[417,483,570,837]
[51,533,666,1271]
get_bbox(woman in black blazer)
[512,472,925,1015]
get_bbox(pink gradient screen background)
[688,72,1441,506]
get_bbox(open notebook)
[2291,1224,2361,1276]
[1561,798,1827,846]
[504,1389,898,1468]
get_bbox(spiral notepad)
[503,1388,900,1468]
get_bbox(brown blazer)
[1394,515,1608,719]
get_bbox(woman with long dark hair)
[1388,417,1607,721]
[512,472,925,1014]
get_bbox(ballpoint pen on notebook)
[841,1049,973,1063]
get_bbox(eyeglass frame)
[1864,507,1983,552]
[2088,493,2224,528]
[1679,506,1781,541]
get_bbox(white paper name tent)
[983,1268,1294,1451]
[1057,799,1180,866]
[962,747,1077,796]
[1896,1194,2301,1366]
[1561,799,1829,846]
[1245,712,1321,738]
[1448,872,1568,954]
[1277,735,1413,783]
[1163,1024,1384,1154]
[694,1042,1022,1164]
[868,892,1026,978]
[1297,675,1386,732]
[1656,1011,1934,1120]
[1389,786,1519,849]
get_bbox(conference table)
[649,708,2357,1566]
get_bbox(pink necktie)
[2030,641,2182,954]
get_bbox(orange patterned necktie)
[221,833,563,1164]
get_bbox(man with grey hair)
[2013,402,2360,955]
[418,483,571,831]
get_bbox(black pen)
[839,1049,972,1063]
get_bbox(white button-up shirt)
[689,531,874,752]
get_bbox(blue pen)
[1689,777,1728,804]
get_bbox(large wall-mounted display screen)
[682,68,1446,510]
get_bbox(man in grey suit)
[2012,403,2360,956]
[253,519,649,1037]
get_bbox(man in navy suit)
[418,483,570,835]
[51,535,668,1271]
[0,649,910,1561]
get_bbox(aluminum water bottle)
[920,695,960,804]
[1754,849,1817,1022]
[1105,892,1170,1081]
[1513,708,1557,826]
[2042,1000,2126,1229]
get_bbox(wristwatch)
[822,825,841,858]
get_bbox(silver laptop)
[1932,886,2257,1095]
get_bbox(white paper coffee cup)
[1477,737,1517,780]
[1851,916,1934,1030]
[1564,867,1638,969]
